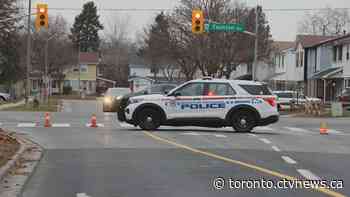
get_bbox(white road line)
[297,169,321,180]
[281,156,297,164]
[254,126,274,131]
[248,133,257,137]
[182,132,200,136]
[328,129,343,134]
[85,123,105,128]
[259,138,271,144]
[77,193,90,197]
[284,127,312,134]
[271,146,281,152]
[17,123,36,128]
[52,123,71,128]
[214,134,227,138]
[119,122,134,128]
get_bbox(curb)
[0,130,44,196]
[0,132,26,181]
[17,136,45,197]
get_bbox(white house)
[269,41,304,91]
[305,33,350,101]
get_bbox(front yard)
[2,97,59,112]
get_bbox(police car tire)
[137,108,161,131]
[231,109,256,133]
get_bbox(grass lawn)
[3,97,59,112]
[51,95,96,100]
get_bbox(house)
[305,33,350,102]
[294,35,336,97]
[63,52,100,95]
[269,41,302,91]
[128,64,184,92]
[229,61,273,82]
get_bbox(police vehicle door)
[166,82,205,119]
[201,83,237,119]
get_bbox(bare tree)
[100,14,134,86]
[298,7,350,35]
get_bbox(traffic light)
[35,3,48,31]
[192,9,204,34]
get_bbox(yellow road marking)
[143,131,346,197]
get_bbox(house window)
[282,55,285,68]
[278,55,281,67]
[80,65,88,73]
[338,45,343,61]
[300,51,304,67]
[296,52,299,67]
[333,46,337,62]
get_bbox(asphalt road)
[0,100,349,197]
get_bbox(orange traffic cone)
[320,122,328,135]
[90,114,98,128]
[44,112,51,128]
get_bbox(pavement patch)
[143,131,346,197]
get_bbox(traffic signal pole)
[253,5,259,81]
[25,0,32,104]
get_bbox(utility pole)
[25,0,32,104]
[44,34,57,103]
[252,5,259,81]
[78,43,81,98]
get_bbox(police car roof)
[190,78,264,85]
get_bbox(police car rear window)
[239,85,272,95]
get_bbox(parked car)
[117,83,178,121]
[103,88,131,112]
[0,92,10,102]
[273,91,321,110]
[337,89,350,103]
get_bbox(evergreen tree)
[0,0,21,85]
[70,1,104,52]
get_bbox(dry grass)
[0,130,20,168]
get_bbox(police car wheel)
[137,108,161,131]
[232,109,256,132]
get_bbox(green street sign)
[205,23,245,33]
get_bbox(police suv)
[124,78,279,132]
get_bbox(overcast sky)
[26,0,350,41]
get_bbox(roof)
[79,52,99,64]
[273,41,295,51]
[310,67,343,79]
[296,35,337,48]
[306,33,350,48]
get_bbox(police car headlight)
[116,96,123,100]
[104,96,112,104]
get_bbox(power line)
[8,7,350,12]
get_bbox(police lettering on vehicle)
[180,102,226,110]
